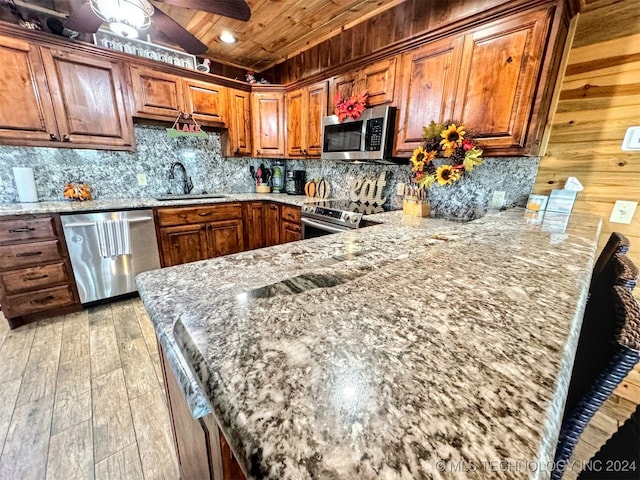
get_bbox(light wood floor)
[0,298,179,480]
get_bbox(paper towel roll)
[13,167,38,203]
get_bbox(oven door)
[301,216,352,239]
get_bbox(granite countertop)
[0,193,309,215]
[136,208,602,480]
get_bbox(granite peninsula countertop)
[136,208,602,480]
[0,192,308,215]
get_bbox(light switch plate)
[396,182,405,196]
[621,126,640,151]
[491,190,506,209]
[136,173,147,186]
[609,200,637,224]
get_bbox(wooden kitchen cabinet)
[454,8,552,153]
[251,88,286,157]
[184,78,227,125]
[280,205,302,243]
[130,66,185,120]
[0,214,80,329]
[225,88,252,156]
[265,203,281,246]
[245,202,282,250]
[394,36,464,156]
[286,81,328,157]
[329,57,397,107]
[156,204,244,267]
[0,35,133,150]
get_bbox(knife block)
[403,199,431,217]
[256,184,271,193]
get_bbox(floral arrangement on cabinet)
[333,92,368,122]
[410,121,484,189]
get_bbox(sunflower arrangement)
[333,92,368,122]
[410,121,483,189]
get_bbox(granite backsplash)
[0,125,539,214]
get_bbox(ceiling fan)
[64,0,251,55]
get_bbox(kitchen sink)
[155,193,228,201]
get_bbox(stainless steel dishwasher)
[61,210,161,304]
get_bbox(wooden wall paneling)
[534,0,640,271]
[340,28,354,66]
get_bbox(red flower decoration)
[334,92,368,122]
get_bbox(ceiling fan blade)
[159,0,250,21]
[151,8,208,55]
[63,2,103,33]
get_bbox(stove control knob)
[348,214,358,224]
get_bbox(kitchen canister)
[271,160,286,193]
[13,167,38,203]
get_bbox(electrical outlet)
[396,182,405,196]
[136,173,147,186]
[491,190,506,209]
[610,200,637,224]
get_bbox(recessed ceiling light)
[219,32,237,44]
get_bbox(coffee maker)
[285,170,306,195]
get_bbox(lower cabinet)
[156,204,244,267]
[281,205,302,243]
[0,214,80,328]
[158,342,246,480]
[245,202,282,250]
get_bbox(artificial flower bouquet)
[333,92,368,122]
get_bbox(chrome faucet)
[169,162,194,194]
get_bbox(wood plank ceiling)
[13,0,406,71]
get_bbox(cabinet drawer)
[0,240,64,270]
[157,204,243,226]
[5,284,75,317]
[281,205,301,223]
[0,262,69,295]
[0,217,57,244]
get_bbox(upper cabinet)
[184,79,227,125]
[225,88,252,156]
[251,89,285,157]
[394,37,463,156]
[130,66,184,120]
[329,57,397,107]
[130,66,228,126]
[454,8,553,154]
[285,81,328,157]
[0,35,133,150]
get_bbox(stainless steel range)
[301,200,398,238]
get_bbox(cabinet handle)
[16,251,42,257]
[234,148,240,154]
[270,205,277,210]
[257,150,261,155]
[50,133,60,141]
[24,274,48,281]
[62,135,70,142]
[32,295,55,304]
[8,227,35,233]
[198,212,212,216]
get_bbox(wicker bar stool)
[591,232,630,288]
[552,285,640,480]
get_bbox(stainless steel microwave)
[321,105,397,162]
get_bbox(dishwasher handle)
[63,216,153,228]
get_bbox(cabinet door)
[226,89,252,156]
[281,221,301,244]
[305,81,328,157]
[285,89,304,157]
[361,57,397,106]
[207,219,244,258]
[159,224,208,267]
[184,79,227,125]
[40,47,134,147]
[265,203,280,247]
[454,9,551,151]
[394,36,463,156]
[251,91,285,157]
[130,66,185,120]
[329,72,357,105]
[244,202,266,250]
[0,36,58,144]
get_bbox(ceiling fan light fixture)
[219,32,237,44]
[89,0,154,38]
